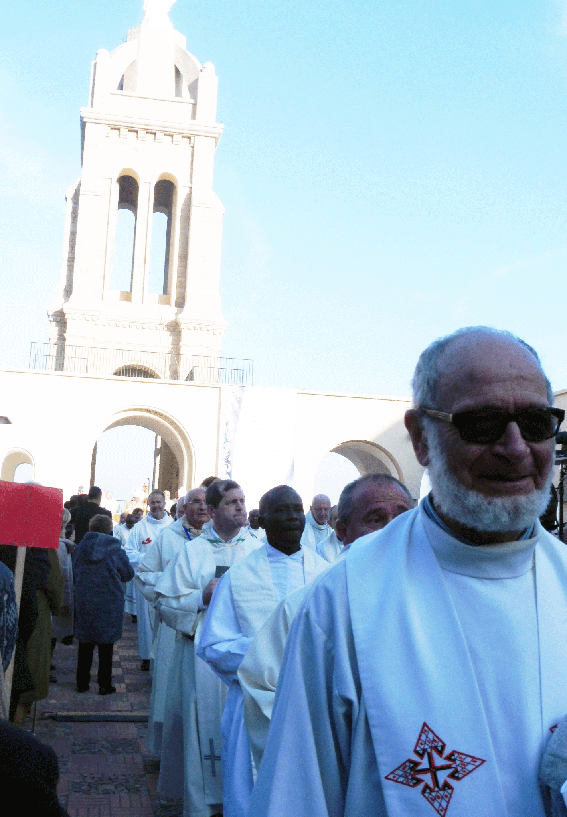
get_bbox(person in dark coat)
[70,486,112,545]
[72,514,134,694]
[0,720,69,816]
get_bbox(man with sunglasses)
[248,327,567,817]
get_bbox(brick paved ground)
[26,616,183,817]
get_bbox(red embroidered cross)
[385,722,485,816]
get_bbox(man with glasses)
[248,327,567,817]
[135,488,209,756]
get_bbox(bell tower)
[48,0,227,380]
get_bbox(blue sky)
[3,0,567,498]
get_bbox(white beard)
[425,426,553,533]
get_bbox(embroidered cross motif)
[385,722,485,816]
[203,738,221,777]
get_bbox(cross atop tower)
[143,0,177,29]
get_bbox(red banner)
[0,481,63,548]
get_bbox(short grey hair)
[411,326,553,408]
[337,474,413,524]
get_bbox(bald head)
[336,475,413,546]
[411,326,552,409]
[311,494,331,525]
[259,486,305,554]
[183,488,208,528]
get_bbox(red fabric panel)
[0,481,63,548]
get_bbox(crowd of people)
[3,325,567,816]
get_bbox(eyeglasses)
[420,407,565,444]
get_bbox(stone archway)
[91,407,195,497]
[331,440,403,480]
[1,447,35,482]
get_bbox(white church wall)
[0,369,220,499]
[0,369,422,509]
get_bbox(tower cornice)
[81,108,224,144]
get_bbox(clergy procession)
[134,326,567,817]
[6,325,567,817]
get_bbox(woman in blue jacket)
[72,514,134,694]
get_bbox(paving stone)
[28,615,175,816]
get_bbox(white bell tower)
[48,1,227,380]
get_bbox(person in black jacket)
[70,486,112,545]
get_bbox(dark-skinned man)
[239,473,414,769]
[197,485,329,817]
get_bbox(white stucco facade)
[0,369,423,508]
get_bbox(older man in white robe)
[198,486,329,817]
[249,327,567,817]
[315,504,342,562]
[239,474,413,769]
[126,491,172,670]
[299,494,331,550]
[135,488,208,756]
[154,480,262,817]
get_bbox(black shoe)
[77,685,89,693]
[131,615,137,623]
[140,659,150,671]
[98,685,116,696]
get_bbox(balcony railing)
[29,343,253,386]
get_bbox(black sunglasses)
[420,407,565,444]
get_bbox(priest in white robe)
[248,327,567,817]
[246,509,267,542]
[299,494,331,550]
[315,528,342,562]
[198,485,329,817]
[239,474,414,769]
[135,487,209,756]
[154,479,262,817]
[126,491,172,669]
[120,507,143,616]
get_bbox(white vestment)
[114,522,136,613]
[239,582,313,769]
[316,530,343,563]
[155,527,262,816]
[249,503,567,817]
[126,513,172,659]
[197,544,329,817]
[135,517,199,755]
[300,510,331,550]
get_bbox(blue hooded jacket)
[72,532,134,643]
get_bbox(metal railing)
[29,343,253,386]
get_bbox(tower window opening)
[148,179,174,295]
[112,175,138,292]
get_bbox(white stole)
[346,509,567,817]
[230,545,326,636]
